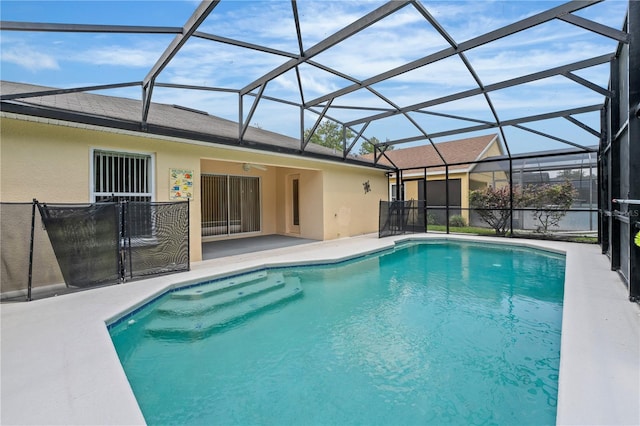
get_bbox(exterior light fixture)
[242,163,267,172]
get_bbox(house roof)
[371,134,501,173]
[0,81,386,169]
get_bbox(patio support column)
[238,93,243,141]
[445,165,450,234]
[509,158,514,237]
[609,56,622,271]
[627,0,640,301]
[386,172,390,199]
[299,106,305,149]
[423,167,427,232]
[599,107,609,252]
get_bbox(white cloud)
[160,39,288,87]
[76,46,159,67]
[295,2,385,46]
[1,45,59,72]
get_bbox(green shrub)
[522,181,576,234]
[449,215,467,227]
[469,185,524,236]
[427,212,439,225]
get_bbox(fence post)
[186,200,191,270]
[123,200,133,282]
[27,199,37,301]
[631,209,639,302]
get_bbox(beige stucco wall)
[0,117,206,261]
[468,140,509,190]
[485,140,503,158]
[404,179,419,201]
[321,164,388,239]
[274,167,325,240]
[1,115,389,292]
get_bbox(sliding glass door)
[201,174,260,236]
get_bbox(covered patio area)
[202,234,319,260]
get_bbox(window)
[92,149,153,202]
[201,174,260,236]
[91,149,154,237]
[390,184,404,201]
[292,178,299,226]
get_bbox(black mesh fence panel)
[406,200,427,233]
[1,200,190,301]
[123,201,189,279]
[379,200,426,237]
[37,202,121,288]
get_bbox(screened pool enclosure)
[381,149,598,237]
[0,0,638,301]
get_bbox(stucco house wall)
[1,115,388,267]
[322,164,388,240]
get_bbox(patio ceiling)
[0,0,630,169]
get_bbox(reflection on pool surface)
[109,241,565,425]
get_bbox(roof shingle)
[374,134,500,172]
[0,81,372,164]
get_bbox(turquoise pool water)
[109,241,565,425]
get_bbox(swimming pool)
[109,240,565,425]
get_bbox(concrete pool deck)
[1,233,638,425]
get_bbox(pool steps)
[170,270,269,300]
[144,272,302,339]
[156,273,287,316]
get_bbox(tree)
[557,169,585,180]
[469,182,576,236]
[358,136,379,155]
[469,185,524,236]
[524,181,576,234]
[358,136,394,155]
[303,120,354,151]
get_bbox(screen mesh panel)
[124,202,190,279]
[37,203,120,288]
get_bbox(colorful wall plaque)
[170,168,193,199]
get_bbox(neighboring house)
[374,134,505,223]
[0,81,390,291]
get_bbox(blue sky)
[0,0,630,155]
